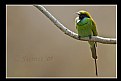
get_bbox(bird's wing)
[91,20,98,36]
[91,19,98,47]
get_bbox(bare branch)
[34,5,116,44]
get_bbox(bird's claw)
[78,35,81,40]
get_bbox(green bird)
[75,10,98,76]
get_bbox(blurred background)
[7,5,116,77]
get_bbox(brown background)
[7,5,116,77]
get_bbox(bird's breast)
[77,18,89,26]
[76,18,93,37]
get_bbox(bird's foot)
[78,35,81,40]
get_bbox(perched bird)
[75,10,98,76]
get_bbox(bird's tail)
[89,42,98,76]
[90,44,97,59]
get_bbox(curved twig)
[34,5,116,44]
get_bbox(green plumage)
[75,10,98,59]
[75,10,98,76]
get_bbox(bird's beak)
[76,12,80,15]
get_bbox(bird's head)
[76,10,91,20]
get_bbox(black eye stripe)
[79,14,90,20]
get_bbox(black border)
[1,1,6,80]
[5,0,118,4]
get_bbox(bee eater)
[75,10,98,76]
